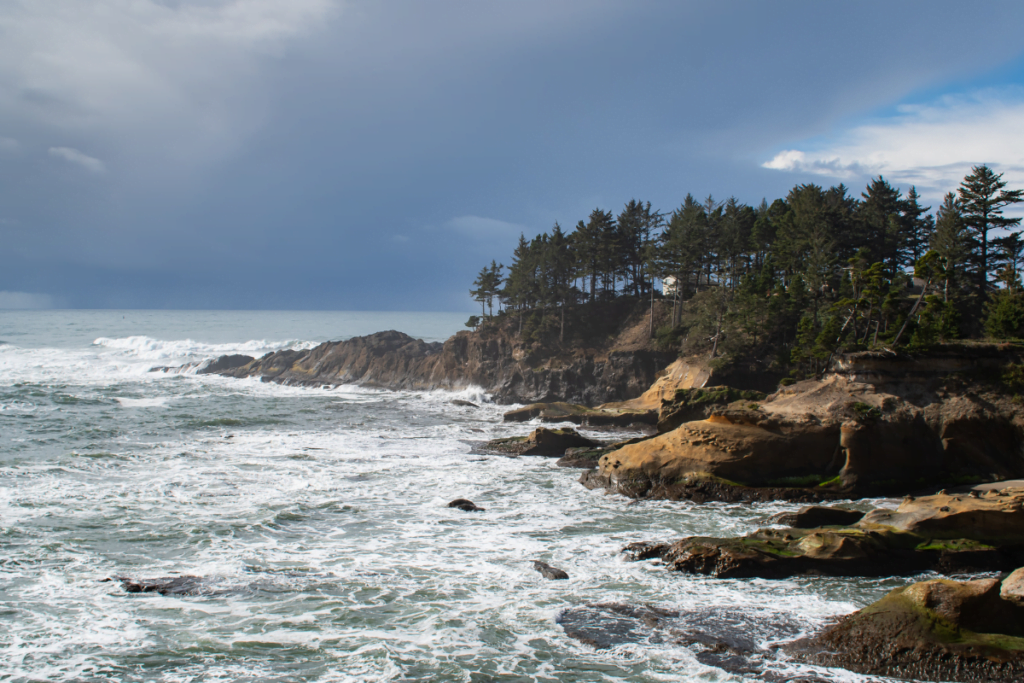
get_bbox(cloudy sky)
[3,0,1024,310]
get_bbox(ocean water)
[0,310,910,683]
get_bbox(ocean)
[1,310,905,682]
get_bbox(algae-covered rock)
[484,427,600,456]
[628,489,1024,579]
[790,575,1024,682]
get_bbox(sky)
[4,0,1024,311]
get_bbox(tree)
[958,164,1024,296]
[930,192,969,303]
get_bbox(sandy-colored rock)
[600,357,712,411]
[860,488,1024,544]
[1002,567,1024,608]
[586,372,1024,500]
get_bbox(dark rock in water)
[768,505,865,528]
[622,541,669,561]
[198,354,255,375]
[557,602,807,679]
[789,575,1024,682]
[111,576,233,597]
[533,560,569,580]
[447,498,485,512]
[450,399,479,408]
[484,427,601,456]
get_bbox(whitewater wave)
[93,335,315,362]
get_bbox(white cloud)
[0,291,55,309]
[762,88,1024,200]
[446,215,531,238]
[49,146,105,173]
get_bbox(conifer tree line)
[470,165,1024,373]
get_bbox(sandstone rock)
[654,385,766,434]
[1002,567,1024,608]
[586,373,1024,502]
[789,576,1024,682]
[533,561,568,580]
[485,427,600,456]
[447,498,484,512]
[769,506,865,528]
[860,488,1024,545]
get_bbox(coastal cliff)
[204,301,679,404]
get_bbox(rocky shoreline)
[184,331,1024,681]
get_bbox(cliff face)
[215,327,675,405]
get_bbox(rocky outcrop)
[584,373,1024,500]
[209,328,674,405]
[485,427,600,456]
[626,489,1024,579]
[447,498,484,512]
[502,402,656,428]
[197,354,255,375]
[789,574,1024,682]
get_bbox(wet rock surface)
[533,561,568,580]
[789,575,1024,682]
[196,354,255,375]
[450,399,479,408]
[484,427,601,456]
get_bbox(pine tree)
[930,193,968,303]
[958,164,1024,296]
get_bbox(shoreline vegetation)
[175,165,1024,681]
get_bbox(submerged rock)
[533,561,568,580]
[558,602,807,679]
[627,489,1024,579]
[447,498,485,512]
[450,399,479,408]
[484,427,600,456]
[768,505,865,528]
[789,574,1024,682]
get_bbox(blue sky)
[3,0,1024,311]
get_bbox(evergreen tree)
[958,164,1024,296]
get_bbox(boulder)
[533,561,569,580]
[485,427,601,456]
[111,576,230,597]
[450,399,479,408]
[447,498,485,512]
[769,505,865,528]
[789,576,1024,682]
